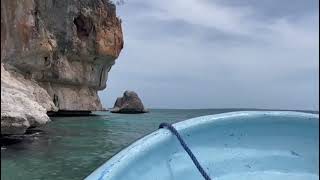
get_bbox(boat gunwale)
[85,111,319,179]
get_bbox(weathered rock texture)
[1,0,123,134]
[1,63,56,134]
[111,91,148,114]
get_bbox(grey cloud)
[99,0,319,111]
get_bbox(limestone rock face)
[1,0,123,134]
[1,63,56,134]
[111,91,148,114]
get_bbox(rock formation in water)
[1,0,123,134]
[111,91,148,114]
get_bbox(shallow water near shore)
[1,109,318,180]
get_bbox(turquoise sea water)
[1,109,317,180]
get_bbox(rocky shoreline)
[1,0,123,135]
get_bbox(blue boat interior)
[86,111,319,180]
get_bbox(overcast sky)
[99,0,319,110]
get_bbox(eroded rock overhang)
[1,0,123,134]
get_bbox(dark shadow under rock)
[1,129,44,146]
[47,110,98,117]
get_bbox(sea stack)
[1,0,123,134]
[111,91,148,114]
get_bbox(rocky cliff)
[1,0,123,134]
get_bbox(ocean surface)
[1,109,318,180]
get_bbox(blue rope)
[159,123,212,180]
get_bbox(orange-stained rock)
[1,0,123,134]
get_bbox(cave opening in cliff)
[73,14,93,40]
